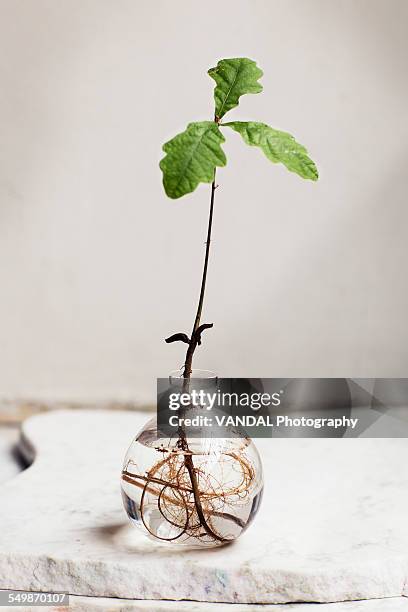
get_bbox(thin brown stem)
[183,173,217,380]
[164,118,222,542]
[179,173,223,541]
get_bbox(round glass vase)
[121,370,264,548]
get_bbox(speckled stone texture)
[0,410,407,604]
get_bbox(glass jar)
[121,371,264,548]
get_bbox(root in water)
[122,449,255,544]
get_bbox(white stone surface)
[0,410,408,604]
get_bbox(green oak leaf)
[223,121,318,181]
[208,58,263,120]
[160,122,226,199]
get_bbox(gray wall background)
[0,0,407,405]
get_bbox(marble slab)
[0,410,408,604]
